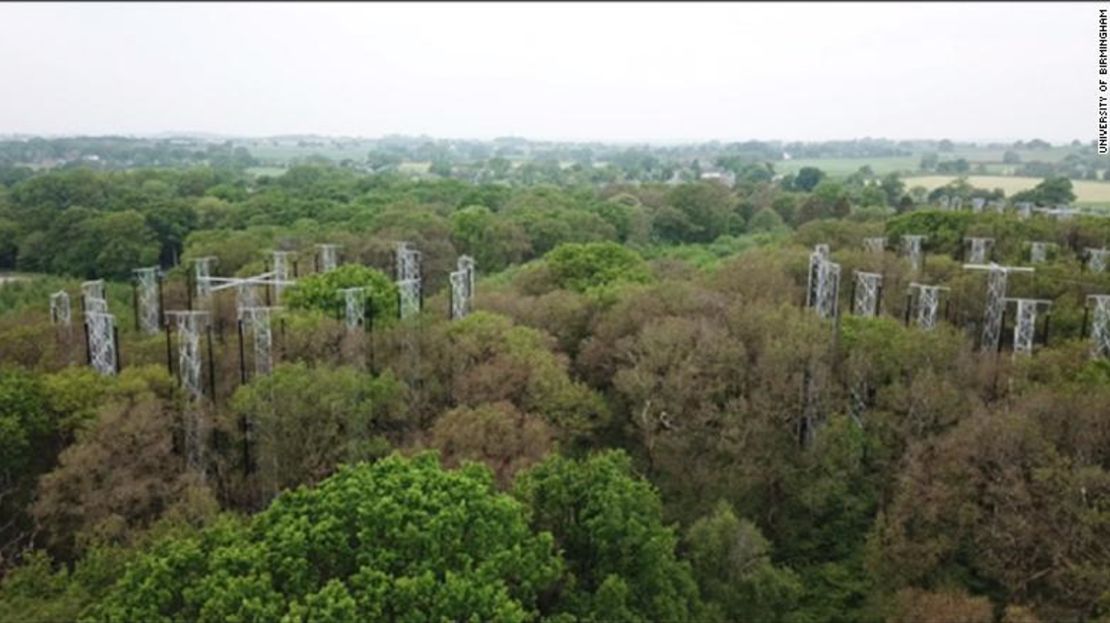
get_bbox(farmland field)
[774,146,1083,178]
[904,175,1110,205]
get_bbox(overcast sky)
[0,2,1092,143]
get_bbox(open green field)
[904,175,1110,205]
[775,146,1084,178]
[774,156,919,176]
[245,166,288,177]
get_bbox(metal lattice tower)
[395,242,423,319]
[81,279,107,313]
[1089,295,1110,359]
[938,195,950,210]
[1016,202,1034,219]
[271,251,292,303]
[316,244,340,273]
[901,235,926,273]
[806,245,840,320]
[852,271,882,317]
[964,237,994,264]
[398,278,421,320]
[951,197,963,211]
[1029,241,1053,264]
[963,263,1035,352]
[236,281,259,312]
[971,197,985,213]
[395,241,422,281]
[1005,298,1051,355]
[909,283,949,331]
[805,244,829,309]
[166,311,210,476]
[239,307,278,376]
[167,311,209,399]
[1087,248,1110,273]
[133,266,161,334]
[50,291,71,327]
[194,256,216,300]
[339,287,366,330]
[85,311,117,375]
[449,255,476,320]
[862,237,887,254]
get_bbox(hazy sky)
[0,2,1092,142]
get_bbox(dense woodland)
[1,158,1109,622]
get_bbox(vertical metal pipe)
[237,319,247,384]
[206,325,216,404]
[165,321,173,376]
[113,326,121,373]
[132,281,140,331]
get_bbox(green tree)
[514,450,705,622]
[662,182,735,243]
[748,206,787,233]
[227,363,404,495]
[794,167,825,192]
[283,263,399,323]
[686,501,803,623]
[86,453,563,622]
[543,241,651,294]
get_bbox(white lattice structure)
[395,242,423,319]
[85,311,117,375]
[205,251,296,312]
[395,242,422,281]
[1015,202,1034,219]
[862,237,887,254]
[971,197,985,213]
[909,283,949,331]
[1004,298,1052,355]
[1089,295,1110,359]
[938,195,951,210]
[901,235,926,273]
[806,245,840,320]
[398,278,421,320]
[271,251,292,303]
[133,266,161,334]
[235,282,259,312]
[964,237,994,264]
[50,291,71,327]
[81,279,107,313]
[963,263,1035,352]
[449,255,476,320]
[239,307,279,376]
[806,244,829,309]
[339,287,366,330]
[1087,248,1110,273]
[166,311,209,399]
[316,244,340,273]
[165,311,210,475]
[1029,241,1053,264]
[852,271,882,317]
[951,197,963,211]
[194,256,216,301]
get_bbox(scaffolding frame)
[908,282,950,331]
[964,237,994,264]
[901,235,927,273]
[852,271,882,317]
[963,263,1035,352]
